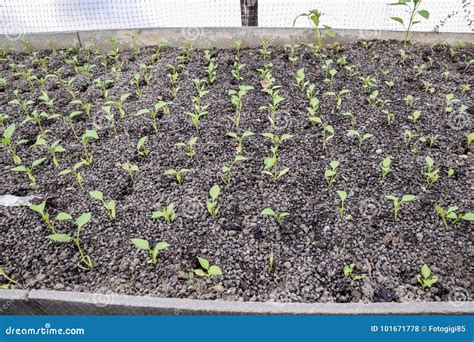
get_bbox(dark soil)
[0,40,472,303]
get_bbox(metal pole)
[241,0,258,26]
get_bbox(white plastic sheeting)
[0,0,472,35]
[260,0,473,33]
[0,0,241,34]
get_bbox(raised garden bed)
[0,35,472,307]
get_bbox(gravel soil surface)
[0,40,472,303]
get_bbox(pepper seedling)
[434,205,474,228]
[417,264,437,289]
[10,158,46,187]
[1,123,27,164]
[380,156,392,183]
[89,191,116,220]
[176,137,198,159]
[222,155,248,186]
[294,68,309,92]
[105,93,131,120]
[136,136,149,157]
[390,0,430,48]
[0,267,17,289]
[47,212,93,270]
[33,137,65,167]
[207,184,221,218]
[293,9,335,49]
[231,61,246,82]
[336,190,348,220]
[341,112,356,127]
[324,160,339,187]
[325,89,350,109]
[136,101,172,132]
[81,129,98,164]
[228,85,254,127]
[164,168,190,184]
[227,131,254,153]
[307,97,321,126]
[262,154,289,182]
[343,263,363,281]
[59,161,86,189]
[408,110,421,124]
[194,257,222,280]
[131,239,169,266]
[152,203,177,224]
[261,207,290,224]
[346,130,373,149]
[386,194,416,221]
[123,161,139,184]
[423,156,439,185]
[466,132,474,148]
[321,124,335,149]
[259,86,284,127]
[29,200,72,233]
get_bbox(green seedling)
[231,62,246,82]
[1,123,27,164]
[136,136,149,157]
[8,92,34,115]
[324,160,339,187]
[102,106,117,136]
[346,130,373,149]
[164,168,190,184]
[262,133,293,156]
[47,212,93,270]
[227,131,254,153]
[380,156,392,183]
[434,205,474,228]
[22,110,52,137]
[105,93,131,119]
[293,9,335,49]
[417,264,437,289]
[205,58,218,84]
[0,267,17,289]
[382,110,395,125]
[93,78,113,99]
[259,37,272,59]
[321,124,335,149]
[207,184,221,218]
[194,257,222,280]
[257,63,275,88]
[343,263,363,281]
[228,85,254,127]
[152,203,177,224]
[284,44,300,67]
[29,200,72,234]
[336,190,348,219]
[269,250,275,272]
[444,93,459,113]
[166,64,181,98]
[446,168,455,177]
[358,75,377,93]
[64,111,81,140]
[221,155,248,186]
[467,132,474,148]
[70,99,92,118]
[81,129,98,165]
[344,65,359,77]
[261,207,290,224]
[325,89,350,109]
[408,110,421,124]
[123,161,139,184]
[176,137,198,159]
[136,101,172,133]
[342,112,356,127]
[262,154,289,182]
[386,194,416,221]
[423,156,439,185]
[59,161,86,189]
[390,0,430,48]
[259,86,284,127]
[234,39,243,60]
[34,137,65,167]
[130,73,143,98]
[131,239,169,266]
[307,97,321,126]
[404,95,419,107]
[294,68,309,92]
[89,191,116,220]
[10,158,46,187]
[140,63,153,84]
